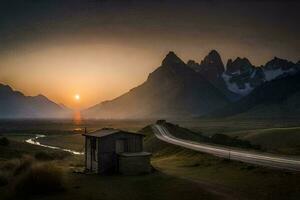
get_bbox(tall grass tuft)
[14,163,65,196]
[13,155,34,176]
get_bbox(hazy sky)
[0,0,299,109]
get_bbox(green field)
[150,142,300,200]
[0,138,220,200]
[228,127,300,155]
[141,125,300,200]
[170,118,300,155]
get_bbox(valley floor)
[0,136,221,200]
[1,119,300,200]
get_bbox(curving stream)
[25,134,84,155]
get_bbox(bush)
[13,155,34,176]
[0,137,9,146]
[14,163,65,196]
[0,159,19,172]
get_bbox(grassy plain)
[1,119,300,200]
[141,126,300,200]
[170,118,300,155]
[0,121,220,200]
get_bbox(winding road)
[152,124,300,171]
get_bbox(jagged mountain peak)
[0,84,23,97]
[226,59,233,66]
[0,83,13,91]
[83,51,229,119]
[234,57,252,64]
[162,51,185,66]
[201,50,223,65]
[187,60,198,65]
[0,83,72,119]
[205,50,222,61]
[265,57,295,71]
[267,57,289,64]
[226,57,253,74]
[194,50,225,81]
[186,60,200,72]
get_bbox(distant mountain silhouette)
[2,49,299,119]
[211,72,300,118]
[187,50,240,101]
[187,50,300,99]
[83,52,229,119]
[84,50,300,119]
[0,84,71,119]
[222,57,300,97]
[187,50,224,81]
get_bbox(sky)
[0,0,299,109]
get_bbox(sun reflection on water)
[73,111,82,125]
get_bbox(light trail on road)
[152,124,300,171]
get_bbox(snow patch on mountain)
[222,73,254,96]
[264,68,295,81]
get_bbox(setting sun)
[74,94,80,101]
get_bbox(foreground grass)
[0,138,221,200]
[231,127,300,155]
[153,152,300,200]
[2,120,300,200]
[55,171,218,200]
[147,136,300,200]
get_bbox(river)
[25,134,84,155]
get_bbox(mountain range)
[83,52,229,119]
[213,71,300,118]
[1,50,299,119]
[0,84,71,119]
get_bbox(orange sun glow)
[74,94,80,101]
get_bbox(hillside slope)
[212,72,300,118]
[83,52,228,119]
[0,84,71,119]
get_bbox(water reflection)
[73,111,82,125]
[25,135,83,155]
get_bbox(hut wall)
[97,133,144,173]
[98,133,143,153]
[85,137,91,170]
[118,155,151,175]
[85,137,99,173]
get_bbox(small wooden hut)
[82,128,151,174]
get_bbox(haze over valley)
[1,1,300,200]
[1,50,299,119]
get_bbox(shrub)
[13,155,34,176]
[0,137,9,146]
[14,163,65,196]
[0,159,19,172]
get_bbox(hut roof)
[82,128,144,138]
